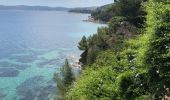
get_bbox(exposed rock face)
[79,21,137,66]
[79,45,101,65]
[79,49,88,65]
[107,21,137,48]
[116,21,137,38]
[88,45,101,54]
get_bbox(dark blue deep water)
[0,10,104,100]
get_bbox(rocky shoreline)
[83,16,106,24]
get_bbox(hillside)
[68,7,97,13]
[68,4,113,17]
[91,3,114,22]
[54,0,170,99]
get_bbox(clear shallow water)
[0,10,104,100]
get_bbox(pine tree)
[78,36,88,50]
[53,59,75,100]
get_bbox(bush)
[66,51,120,99]
[144,0,170,98]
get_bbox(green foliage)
[87,27,110,48]
[66,0,170,100]
[117,71,148,100]
[108,16,126,33]
[144,0,170,98]
[66,50,148,100]
[121,33,150,69]
[53,59,75,100]
[61,59,75,87]
[69,7,97,14]
[66,51,120,100]
[114,0,146,27]
[78,0,146,67]
[86,50,98,65]
[78,36,88,50]
[92,0,146,27]
[91,3,115,22]
[79,27,111,65]
[67,67,118,100]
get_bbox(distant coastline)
[83,16,107,24]
[0,5,107,24]
[0,5,98,12]
[0,5,69,11]
[68,7,97,14]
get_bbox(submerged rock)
[0,92,6,99]
[9,54,38,63]
[0,68,19,77]
[36,85,56,100]
[37,58,60,67]
[16,76,56,100]
[0,61,30,70]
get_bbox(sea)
[0,10,104,100]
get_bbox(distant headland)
[0,5,69,11]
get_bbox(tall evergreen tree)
[78,36,88,50]
[53,59,75,100]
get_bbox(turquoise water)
[0,10,104,100]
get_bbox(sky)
[0,0,113,7]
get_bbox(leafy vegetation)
[68,7,97,14]
[91,4,114,22]
[54,0,170,99]
[144,0,170,98]
[91,0,146,27]
[53,59,75,100]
